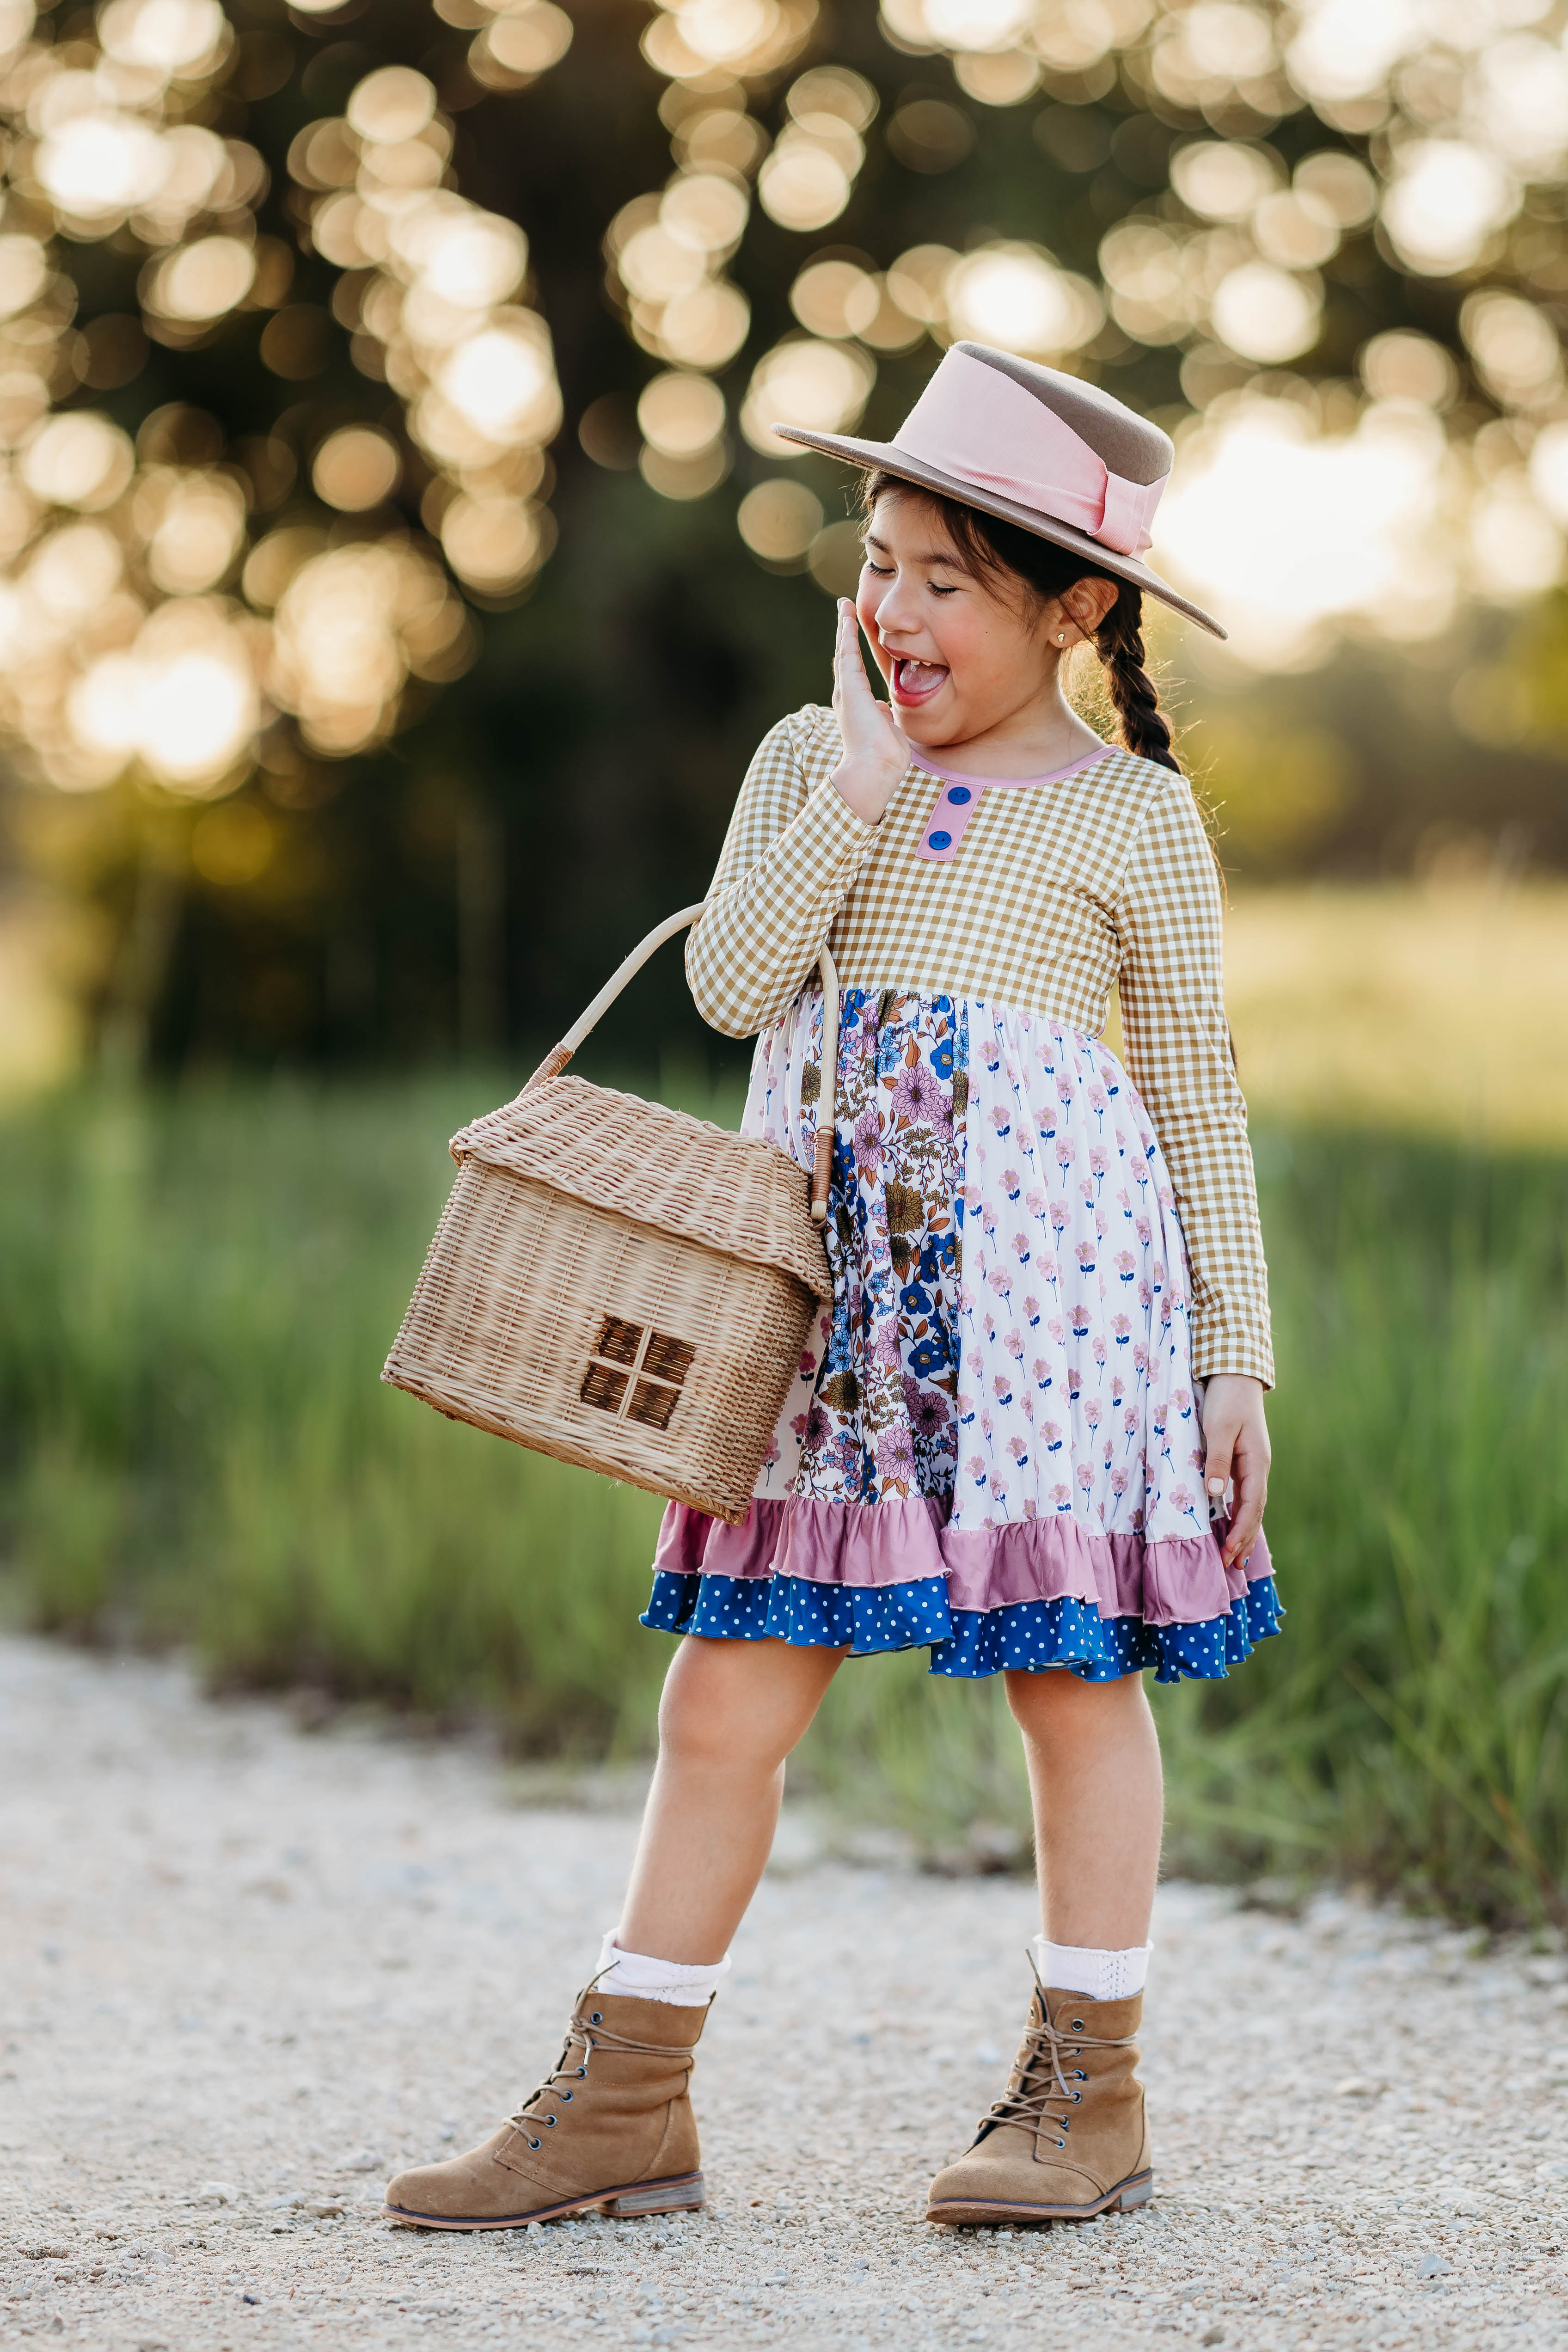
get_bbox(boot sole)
[926,2169,1153,2227]
[384,2171,705,2232]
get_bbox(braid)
[1095,587,1180,773]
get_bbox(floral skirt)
[643,989,1280,1683]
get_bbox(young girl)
[386,341,1276,2234]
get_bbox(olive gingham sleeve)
[1115,778,1274,1387]
[686,712,876,1037]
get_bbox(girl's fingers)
[1223,1512,1262,1570]
[835,600,872,713]
[1221,1462,1266,1568]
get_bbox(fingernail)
[1207,1478,1224,1495]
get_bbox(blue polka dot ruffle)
[641,1568,1282,1684]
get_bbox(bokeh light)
[1461,292,1564,414]
[638,371,727,458]
[346,66,437,144]
[0,0,1562,815]
[99,0,227,72]
[70,600,259,795]
[22,416,135,512]
[1360,331,1457,411]
[1170,141,1279,223]
[944,242,1103,358]
[1158,396,1465,667]
[287,63,566,593]
[1210,260,1321,364]
[741,335,875,455]
[737,477,823,564]
[1381,141,1517,277]
[605,17,843,497]
[142,472,246,595]
[0,6,574,797]
[312,427,402,513]
[439,495,554,594]
[1529,423,1568,528]
[790,259,882,340]
[145,236,257,324]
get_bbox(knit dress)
[642,704,1280,1683]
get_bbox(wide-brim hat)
[773,339,1223,639]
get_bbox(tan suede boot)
[384,1985,709,2230]
[926,1978,1153,2226]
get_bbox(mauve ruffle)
[652,1494,1272,1629]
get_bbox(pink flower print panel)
[953,1004,1207,1545]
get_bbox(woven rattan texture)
[451,1077,831,1301]
[383,1159,817,1525]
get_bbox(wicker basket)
[382,906,837,1526]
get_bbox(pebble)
[1,1633,1566,2350]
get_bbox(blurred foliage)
[2,1075,1566,1927]
[0,0,1565,1067]
[1190,622,1568,876]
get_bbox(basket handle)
[524,908,842,1224]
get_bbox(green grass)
[0,1077,1564,1927]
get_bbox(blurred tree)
[0,0,1564,1068]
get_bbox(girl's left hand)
[1200,1374,1270,1569]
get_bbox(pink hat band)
[888,349,1164,559]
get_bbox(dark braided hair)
[861,470,1180,773]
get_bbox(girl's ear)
[1059,576,1120,641]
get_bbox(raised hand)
[829,597,910,827]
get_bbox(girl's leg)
[384,1635,845,2231]
[1004,1666,1163,1948]
[618,1633,847,1963]
[925,1669,1163,2226]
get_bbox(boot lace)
[506,1972,698,2152]
[979,1972,1138,2155]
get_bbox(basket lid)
[451,1075,833,1298]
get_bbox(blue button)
[927,830,951,850]
[946,786,972,804]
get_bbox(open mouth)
[892,657,949,707]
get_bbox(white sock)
[1031,1936,1152,2002]
[594,1928,731,2008]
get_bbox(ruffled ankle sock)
[1031,1936,1152,2001]
[594,1928,732,2008]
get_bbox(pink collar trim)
[911,744,1110,864]
[912,744,1109,790]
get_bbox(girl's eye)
[864,560,893,576]
[930,582,959,596]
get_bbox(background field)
[3,881,1563,1931]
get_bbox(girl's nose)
[870,574,919,640]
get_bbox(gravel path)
[3,1634,1568,2352]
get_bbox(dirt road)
[2,1634,1566,2350]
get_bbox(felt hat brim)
[774,426,1225,640]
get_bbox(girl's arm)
[686,610,896,1037]
[1115,778,1273,1566]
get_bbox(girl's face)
[854,490,1059,749]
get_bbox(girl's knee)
[656,1641,831,1772]
[1005,1666,1150,1741]
[656,1673,740,1768]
